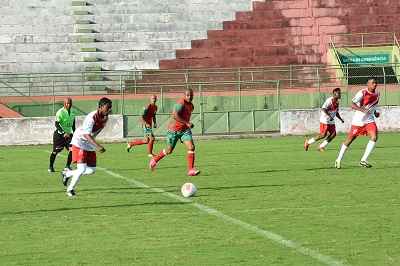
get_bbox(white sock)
[67,163,86,192]
[307,138,315,144]
[319,140,329,148]
[336,144,348,162]
[83,166,96,175]
[361,140,376,161]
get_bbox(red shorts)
[348,122,378,138]
[320,122,336,134]
[71,145,97,164]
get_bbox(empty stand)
[0,0,258,72]
[0,0,399,73]
[160,0,400,69]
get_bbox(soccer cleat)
[61,169,70,186]
[149,157,156,171]
[48,167,55,173]
[317,146,325,151]
[64,166,72,171]
[304,140,309,151]
[66,190,76,197]
[148,154,154,157]
[359,161,372,168]
[188,168,201,176]
[334,160,341,169]
[126,142,132,153]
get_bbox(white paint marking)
[100,167,344,266]
[45,151,344,265]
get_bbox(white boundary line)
[45,151,344,265]
[100,167,344,266]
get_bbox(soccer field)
[1,134,399,265]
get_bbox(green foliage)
[1,134,399,265]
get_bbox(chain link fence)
[1,64,399,118]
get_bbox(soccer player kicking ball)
[149,89,201,176]
[335,77,380,169]
[304,88,344,151]
[61,97,112,196]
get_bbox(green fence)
[1,65,399,136]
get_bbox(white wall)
[1,106,399,146]
[281,106,400,135]
[0,115,123,146]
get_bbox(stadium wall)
[280,106,400,135]
[1,106,399,146]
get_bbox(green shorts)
[166,129,193,149]
[141,125,154,136]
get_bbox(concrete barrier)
[281,106,400,135]
[0,115,123,146]
[1,106,399,146]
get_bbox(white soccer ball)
[181,182,197,197]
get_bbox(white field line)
[40,151,344,265]
[101,167,344,266]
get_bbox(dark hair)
[368,76,377,82]
[333,87,341,93]
[99,97,112,108]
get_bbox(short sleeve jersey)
[55,107,76,134]
[167,98,194,132]
[71,110,109,151]
[140,103,158,126]
[319,97,339,125]
[351,88,380,126]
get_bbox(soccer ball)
[181,182,197,197]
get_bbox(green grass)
[1,134,399,265]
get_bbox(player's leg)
[49,151,57,172]
[335,126,360,168]
[305,123,326,151]
[64,141,73,170]
[150,131,177,171]
[126,126,148,152]
[49,131,62,172]
[147,134,155,157]
[360,125,378,167]
[62,145,91,196]
[319,125,336,151]
[182,130,200,176]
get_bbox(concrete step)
[6,0,71,7]
[0,60,159,72]
[0,50,177,62]
[0,21,225,34]
[0,31,208,43]
[0,11,237,25]
[0,41,191,53]
[0,2,252,16]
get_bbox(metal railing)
[0,64,399,118]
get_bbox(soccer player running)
[126,94,158,157]
[61,97,112,196]
[335,77,380,169]
[48,97,76,173]
[304,88,344,151]
[149,88,201,176]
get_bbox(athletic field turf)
[1,133,399,265]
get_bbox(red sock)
[148,140,154,154]
[154,149,166,162]
[188,151,195,170]
[131,140,144,146]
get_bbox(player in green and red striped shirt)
[150,89,201,176]
[126,95,158,157]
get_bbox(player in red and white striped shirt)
[304,88,344,151]
[335,77,380,169]
[61,97,112,196]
